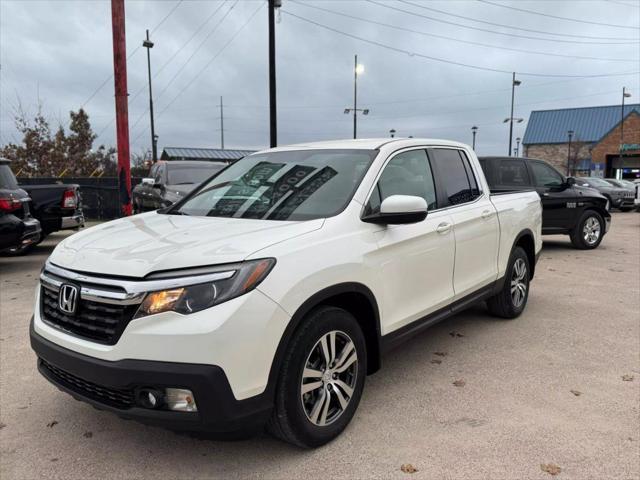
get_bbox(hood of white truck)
[49,211,324,277]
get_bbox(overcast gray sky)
[1,0,638,157]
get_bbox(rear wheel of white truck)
[267,306,366,448]
[487,246,530,319]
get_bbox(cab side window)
[531,161,563,188]
[366,149,437,215]
[154,164,165,184]
[497,159,530,187]
[430,148,480,206]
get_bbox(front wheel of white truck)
[267,306,367,448]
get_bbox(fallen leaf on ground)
[430,359,442,364]
[400,464,418,474]
[622,374,634,382]
[50,458,58,462]
[83,431,93,438]
[449,331,464,337]
[434,351,448,357]
[46,421,58,428]
[0,422,6,429]
[541,463,561,476]
[453,379,466,387]
[570,390,582,396]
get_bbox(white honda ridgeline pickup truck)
[31,139,542,447]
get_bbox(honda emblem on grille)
[58,284,79,315]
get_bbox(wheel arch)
[266,282,382,400]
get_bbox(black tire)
[267,306,367,448]
[487,246,530,319]
[570,210,605,249]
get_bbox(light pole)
[567,130,574,176]
[471,125,478,150]
[143,29,157,163]
[507,72,521,156]
[390,129,396,138]
[620,87,632,157]
[515,137,521,157]
[343,55,369,139]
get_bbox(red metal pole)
[111,0,132,216]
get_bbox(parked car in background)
[133,160,226,212]
[20,183,84,240]
[574,176,634,211]
[31,139,541,447]
[634,179,640,211]
[479,156,610,249]
[0,159,41,255]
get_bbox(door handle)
[436,222,452,234]
[481,210,494,219]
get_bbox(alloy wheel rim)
[510,258,527,308]
[582,217,601,245]
[300,330,358,427]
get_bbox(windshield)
[0,164,19,190]
[171,149,377,221]
[167,164,226,185]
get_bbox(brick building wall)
[591,111,640,167]
[523,142,593,174]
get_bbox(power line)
[478,0,640,29]
[290,0,634,63]
[605,0,640,8]
[369,0,639,44]
[127,0,238,135]
[80,0,184,108]
[131,2,264,145]
[281,9,640,78]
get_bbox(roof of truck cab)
[260,138,470,152]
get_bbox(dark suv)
[479,156,610,249]
[0,159,41,254]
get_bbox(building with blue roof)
[522,103,640,179]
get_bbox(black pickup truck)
[0,160,42,254]
[479,156,611,249]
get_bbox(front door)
[365,148,456,335]
[529,160,572,232]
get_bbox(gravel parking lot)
[1,213,638,480]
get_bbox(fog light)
[137,388,164,409]
[165,388,197,412]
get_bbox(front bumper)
[30,319,272,435]
[60,212,84,230]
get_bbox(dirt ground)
[1,212,639,479]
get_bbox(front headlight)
[134,258,275,318]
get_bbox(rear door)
[429,148,500,299]
[528,160,572,231]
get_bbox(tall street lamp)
[389,129,396,138]
[620,87,632,157]
[344,55,369,139]
[506,72,522,156]
[471,125,478,150]
[268,0,281,148]
[143,29,157,163]
[567,129,574,176]
[515,137,521,157]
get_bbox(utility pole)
[620,87,632,160]
[508,72,521,157]
[111,0,132,216]
[219,96,224,149]
[143,29,157,163]
[268,0,281,148]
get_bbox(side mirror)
[141,178,155,186]
[566,177,576,186]
[363,195,428,225]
